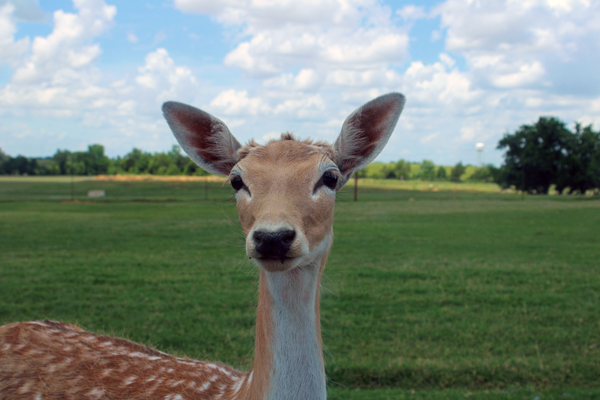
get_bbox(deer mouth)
[251,256,302,272]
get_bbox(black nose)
[253,230,296,258]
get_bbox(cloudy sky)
[1,0,598,166]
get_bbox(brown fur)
[0,320,247,400]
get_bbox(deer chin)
[252,257,303,273]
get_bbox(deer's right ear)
[162,101,241,176]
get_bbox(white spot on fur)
[232,377,244,394]
[88,387,105,398]
[124,376,137,385]
[28,321,50,328]
[18,380,32,393]
[198,381,211,392]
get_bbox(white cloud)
[435,0,600,93]
[0,1,202,155]
[0,4,30,65]
[209,89,271,116]
[489,61,545,88]
[176,0,409,77]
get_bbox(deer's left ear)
[333,92,405,186]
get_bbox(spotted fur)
[0,320,247,400]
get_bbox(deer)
[0,92,405,400]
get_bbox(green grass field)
[1,177,599,399]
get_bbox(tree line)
[0,143,486,183]
[2,115,598,194]
[359,159,479,182]
[0,145,208,177]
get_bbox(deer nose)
[252,229,296,258]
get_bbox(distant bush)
[450,162,466,182]
[436,166,448,180]
[419,160,436,181]
[469,165,494,182]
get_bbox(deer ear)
[162,101,241,176]
[333,93,405,186]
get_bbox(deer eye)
[322,171,338,190]
[231,175,244,191]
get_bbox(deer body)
[0,93,405,400]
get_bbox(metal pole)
[521,147,525,201]
[71,155,75,201]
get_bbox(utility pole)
[70,154,75,201]
[354,172,358,201]
[204,177,208,201]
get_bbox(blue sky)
[1,0,599,166]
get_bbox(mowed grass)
[1,177,599,398]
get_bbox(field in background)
[1,178,599,399]
[358,178,502,193]
[0,175,502,201]
[366,161,484,180]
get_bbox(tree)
[555,123,600,194]
[52,150,72,175]
[469,165,493,182]
[394,159,411,180]
[0,148,9,174]
[119,148,143,173]
[450,162,466,182]
[420,160,436,181]
[381,163,397,179]
[83,144,110,175]
[436,166,447,180]
[496,117,571,194]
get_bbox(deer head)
[162,93,405,274]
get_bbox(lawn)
[1,177,599,399]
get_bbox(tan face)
[163,93,405,273]
[229,140,340,273]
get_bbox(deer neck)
[245,240,330,400]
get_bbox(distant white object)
[88,190,106,198]
[476,143,485,166]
